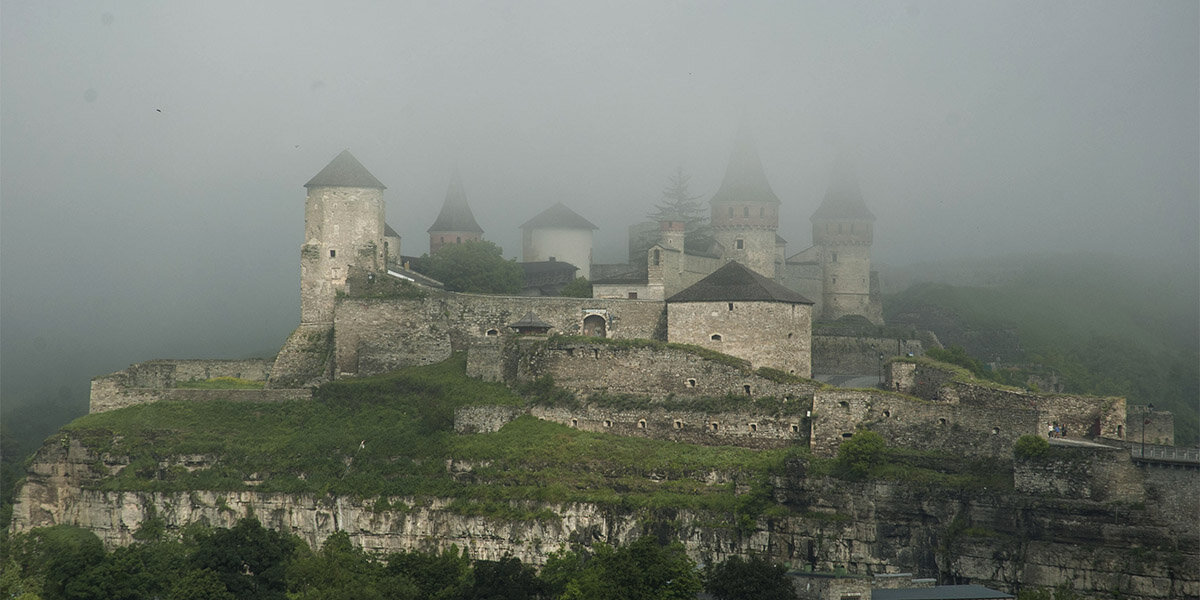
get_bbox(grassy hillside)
[885,253,1199,445]
[60,355,797,521]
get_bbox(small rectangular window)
[735,239,744,249]
[628,291,638,299]
[831,252,837,262]
[728,302,734,311]
[329,249,336,258]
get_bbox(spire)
[813,156,874,221]
[304,150,386,189]
[709,123,781,206]
[427,169,484,233]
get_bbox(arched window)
[710,333,722,342]
[583,314,606,337]
[652,249,660,265]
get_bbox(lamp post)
[1141,403,1154,458]
[878,352,885,387]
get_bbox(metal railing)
[1131,445,1200,463]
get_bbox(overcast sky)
[2,1,1197,401]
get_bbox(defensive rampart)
[331,292,664,377]
[90,359,310,413]
[811,335,925,376]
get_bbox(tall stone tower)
[300,150,387,326]
[709,126,782,280]
[427,170,484,254]
[811,158,882,324]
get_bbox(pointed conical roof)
[520,202,598,230]
[428,171,483,233]
[385,223,400,237]
[508,311,553,330]
[305,150,386,189]
[708,125,781,206]
[667,261,813,304]
[812,157,874,221]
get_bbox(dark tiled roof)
[305,150,386,189]
[667,261,813,304]
[776,233,788,244]
[873,585,1014,600]
[428,171,484,233]
[385,223,400,237]
[708,125,781,206]
[521,202,598,230]
[521,260,579,277]
[812,157,874,220]
[509,311,552,329]
[592,269,649,285]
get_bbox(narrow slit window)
[329,249,336,258]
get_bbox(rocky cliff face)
[12,433,1198,599]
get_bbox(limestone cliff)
[12,433,1197,599]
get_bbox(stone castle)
[40,144,1195,598]
[88,145,1180,462]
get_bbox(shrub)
[835,430,886,480]
[1013,434,1049,460]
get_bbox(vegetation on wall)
[558,277,592,298]
[418,240,524,295]
[886,253,1199,445]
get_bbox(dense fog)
[2,2,1196,413]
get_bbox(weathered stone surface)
[11,433,1198,600]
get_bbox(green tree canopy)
[704,555,796,600]
[559,277,592,298]
[835,430,886,480]
[424,240,523,295]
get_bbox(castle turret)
[811,158,882,324]
[427,170,484,254]
[521,202,597,280]
[300,150,386,326]
[709,126,781,279]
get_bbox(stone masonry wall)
[1127,406,1175,446]
[508,339,821,402]
[332,292,663,377]
[529,405,808,449]
[810,389,1038,458]
[1014,445,1145,504]
[667,300,812,377]
[90,359,287,413]
[812,335,924,376]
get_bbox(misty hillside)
[884,253,1199,445]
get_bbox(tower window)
[735,239,744,249]
[831,252,837,262]
[728,302,734,311]
[832,277,837,284]
[329,249,336,258]
[652,249,660,265]
[743,207,750,217]
[628,291,638,299]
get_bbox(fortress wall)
[454,405,523,434]
[333,293,663,377]
[811,389,1037,458]
[887,361,958,402]
[1014,445,1145,504]
[667,300,812,377]
[1127,406,1175,446]
[954,383,1126,440]
[529,405,806,449]
[90,359,279,413]
[1143,466,1200,538]
[812,336,925,376]
[89,386,311,414]
[512,340,820,402]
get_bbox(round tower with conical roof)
[300,150,387,326]
[428,170,484,254]
[811,158,881,324]
[709,126,781,280]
